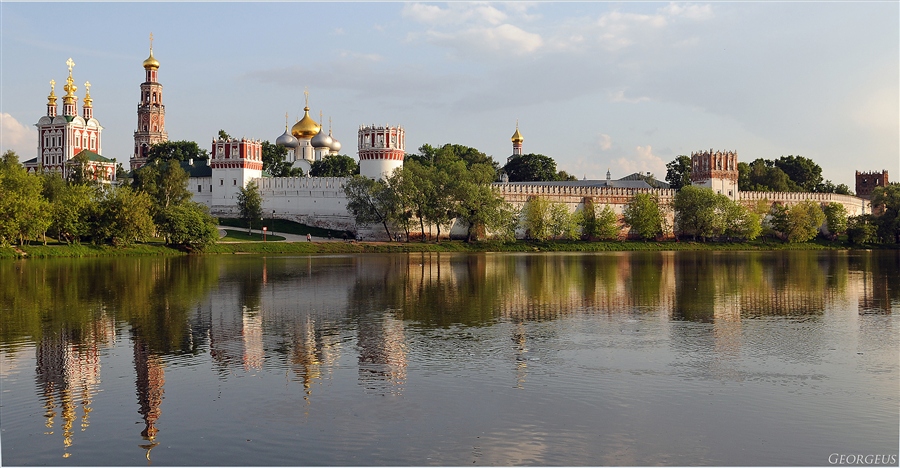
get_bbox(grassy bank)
[2,237,890,259]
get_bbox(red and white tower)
[691,149,739,199]
[132,33,168,171]
[209,136,263,203]
[358,124,405,179]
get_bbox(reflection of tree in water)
[852,250,899,314]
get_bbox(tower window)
[198,185,202,192]
[233,180,237,186]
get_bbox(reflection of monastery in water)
[35,316,115,458]
[17,251,896,460]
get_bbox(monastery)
[28,43,875,240]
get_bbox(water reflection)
[1,250,897,464]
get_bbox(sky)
[1,2,897,189]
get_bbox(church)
[25,58,116,182]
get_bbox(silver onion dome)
[311,127,333,149]
[276,129,299,148]
[329,136,342,153]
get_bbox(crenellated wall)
[739,191,869,216]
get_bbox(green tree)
[133,159,191,212]
[665,155,692,190]
[623,193,664,241]
[772,200,825,243]
[556,170,578,182]
[847,215,877,244]
[503,153,559,182]
[822,203,849,239]
[674,186,720,241]
[0,151,51,246]
[217,129,232,140]
[93,186,156,246]
[412,143,499,174]
[871,184,900,243]
[48,183,99,244]
[66,151,96,186]
[583,203,620,240]
[343,175,397,239]
[262,141,303,177]
[146,140,209,164]
[774,155,823,192]
[309,155,359,177]
[741,158,796,192]
[720,198,762,241]
[522,196,552,240]
[549,203,580,240]
[159,202,219,250]
[441,155,516,241]
[237,181,264,234]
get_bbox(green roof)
[74,149,114,163]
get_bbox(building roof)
[499,178,664,189]
[180,159,212,177]
[618,172,670,189]
[74,149,114,163]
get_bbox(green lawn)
[218,217,352,239]
[220,229,286,242]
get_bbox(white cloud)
[0,113,36,157]
[609,90,651,104]
[598,134,612,151]
[402,3,507,26]
[427,24,543,57]
[661,3,714,21]
[613,145,667,178]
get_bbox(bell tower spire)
[132,33,168,171]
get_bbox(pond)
[1,250,897,466]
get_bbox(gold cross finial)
[285,112,289,128]
[149,32,154,51]
[319,110,323,122]
[516,119,519,129]
[66,58,75,74]
[50,79,55,92]
[84,81,91,92]
[304,87,309,108]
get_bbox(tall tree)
[665,155,692,190]
[774,155,823,192]
[581,201,619,240]
[770,200,825,243]
[673,186,720,241]
[343,175,398,239]
[133,159,191,212]
[261,141,302,177]
[146,141,209,164]
[236,181,264,234]
[871,184,900,243]
[93,186,156,246]
[623,193,664,241]
[503,153,559,182]
[309,155,359,177]
[822,203,849,239]
[0,151,51,246]
[159,202,219,250]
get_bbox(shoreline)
[2,239,891,259]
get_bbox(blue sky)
[1,2,897,188]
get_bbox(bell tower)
[131,33,168,171]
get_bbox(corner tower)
[132,33,168,171]
[691,149,739,199]
[358,124,405,179]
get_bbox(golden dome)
[511,126,524,143]
[143,50,160,70]
[291,107,320,139]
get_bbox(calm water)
[0,251,897,466]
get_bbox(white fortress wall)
[739,191,870,216]
[255,176,355,231]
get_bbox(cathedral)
[25,58,116,182]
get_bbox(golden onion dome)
[291,107,320,139]
[143,50,160,70]
[511,126,524,144]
